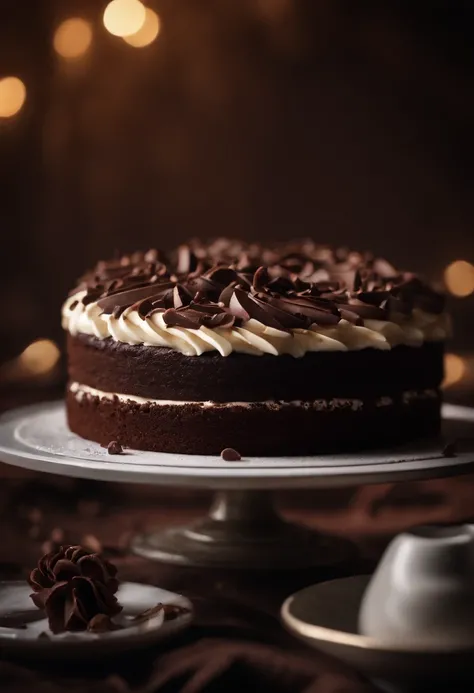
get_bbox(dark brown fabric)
[0,639,373,693]
[141,639,373,693]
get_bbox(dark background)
[1,0,474,358]
[1,11,474,673]
[2,8,474,691]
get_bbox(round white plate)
[0,402,473,489]
[0,580,192,659]
[281,575,474,690]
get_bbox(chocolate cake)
[63,240,450,455]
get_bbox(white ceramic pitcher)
[359,524,474,648]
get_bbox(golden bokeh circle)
[444,260,474,298]
[19,340,61,376]
[0,77,26,118]
[103,0,146,38]
[53,18,93,59]
[123,7,160,47]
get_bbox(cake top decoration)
[68,239,445,333]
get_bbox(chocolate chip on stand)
[107,440,123,455]
[221,447,242,461]
[442,441,457,458]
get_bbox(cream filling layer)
[69,382,365,410]
[69,382,439,410]
[62,291,451,358]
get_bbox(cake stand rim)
[0,400,473,489]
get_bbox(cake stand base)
[131,490,353,569]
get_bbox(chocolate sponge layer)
[66,388,441,456]
[66,334,443,454]
[67,334,444,403]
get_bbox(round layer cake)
[63,240,449,455]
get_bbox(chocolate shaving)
[68,241,445,333]
[132,602,190,624]
[87,613,122,633]
[162,303,235,329]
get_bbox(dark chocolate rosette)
[28,545,119,612]
[44,575,122,634]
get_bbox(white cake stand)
[0,401,473,570]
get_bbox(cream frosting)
[62,291,450,358]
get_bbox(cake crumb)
[107,441,123,455]
[442,441,457,457]
[221,447,241,462]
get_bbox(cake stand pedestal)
[132,490,353,569]
[0,402,473,570]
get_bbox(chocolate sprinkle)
[221,447,242,461]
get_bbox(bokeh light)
[53,18,93,59]
[444,260,474,297]
[123,7,160,47]
[19,339,61,377]
[443,353,466,388]
[0,77,26,119]
[103,0,146,38]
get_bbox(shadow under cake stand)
[0,402,473,570]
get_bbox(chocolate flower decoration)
[28,545,119,610]
[44,576,122,634]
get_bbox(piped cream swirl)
[62,292,450,357]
